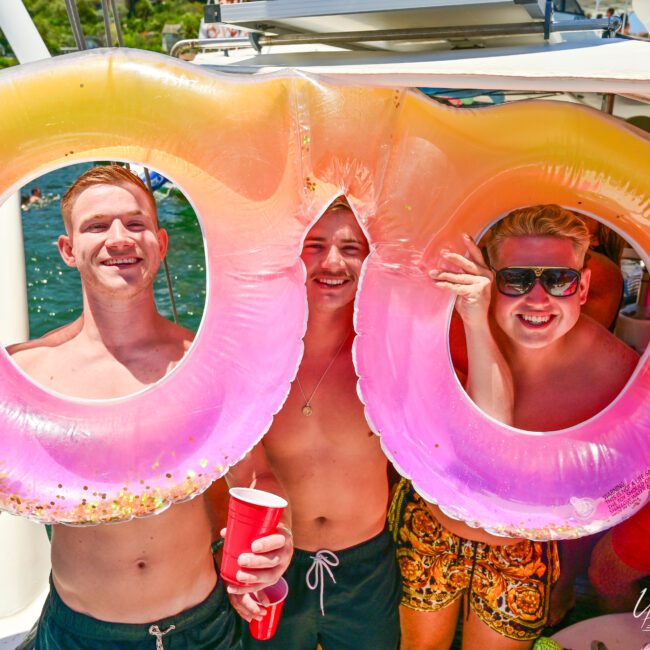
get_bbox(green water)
[22,163,206,339]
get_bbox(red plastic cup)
[220,487,288,586]
[248,578,289,641]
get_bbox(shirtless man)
[9,165,291,649]
[230,198,401,649]
[391,204,639,649]
[23,187,43,207]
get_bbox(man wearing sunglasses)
[484,205,637,432]
[391,204,639,650]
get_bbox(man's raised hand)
[429,234,493,325]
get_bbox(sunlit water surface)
[22,163,206,339]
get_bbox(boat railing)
[170,17,620,59]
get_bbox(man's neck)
[499,331,574,378]
[78,290,163,351]
[303,305,354,360]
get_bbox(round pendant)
[302,404,313,417]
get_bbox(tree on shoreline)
[0,0,204,67]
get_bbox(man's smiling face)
[301,206,369,314]
[58,182,168,299]
[491,235,590,349]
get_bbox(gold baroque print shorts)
[387,478,560,642]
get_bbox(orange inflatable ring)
[0,49,648,538]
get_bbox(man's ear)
[579,267,591,305]
[58,234,76,267]
[157,227,169,259]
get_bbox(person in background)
[21,187,43,209]
[579,215,624,329]
[619,12,632,34]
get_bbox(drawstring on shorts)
[148,624,176,650]
[306,549,339,616]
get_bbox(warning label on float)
[604,470,650,515]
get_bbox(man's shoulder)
[7,341,41,372]
[160,318,195,350]
[7,323,79,370]
[177,323,196,347]
[577,315,639,372]
[11,321,80,350]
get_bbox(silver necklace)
[295,333,350,416]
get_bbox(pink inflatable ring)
[0,49,648,539]
[0,49,309,524]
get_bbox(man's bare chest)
[265,382,379,463]
[514,372,612,431]
[35,345,176,397]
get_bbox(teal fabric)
[243,528,402,650]
[33,577,242,649]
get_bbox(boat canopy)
[195,35,649,101]
[189,0,650,102]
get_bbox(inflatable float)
[0,48,648,539]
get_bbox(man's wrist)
[461,314,491,335]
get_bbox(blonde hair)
[486,204,590,266]
[61,165,157,232]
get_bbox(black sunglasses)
[493,266,582,297]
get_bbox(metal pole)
[170,36,250,58]
[245,18,618,46]
[171,19,619,57]
[110,0,125,47]
[0,0,49,61]
[0,0,50,345]
[142,169,180,325]
[0,193,29,346]
[601,93,616,114]
[64,0,86,50]
[100,0,113,47]
[0,1,52,626]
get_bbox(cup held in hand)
[249,577,289,641]
[220,487,288,586]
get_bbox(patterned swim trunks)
[387,478,559,642]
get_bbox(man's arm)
[221,443,293,621]
[429,234,514,424]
